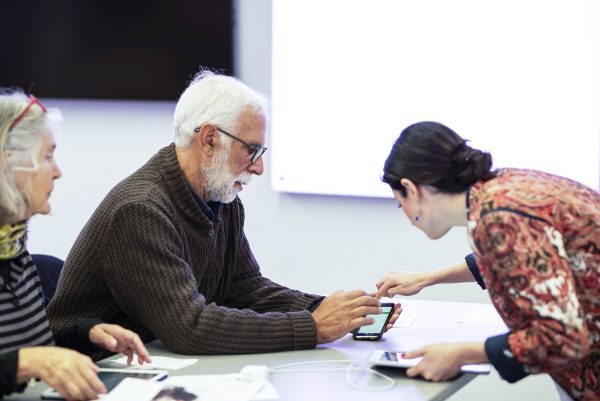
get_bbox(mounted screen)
[0,0,233,100]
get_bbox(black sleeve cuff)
[307,299,323,312]
[0,350,27,396]
[465,253,486,290]
[485,333,529,383]
[54,318,104,355]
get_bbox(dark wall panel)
[0,0,233,100]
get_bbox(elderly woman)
[375,121,599,401]
[0,89,151,400]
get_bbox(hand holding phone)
[312,290,382,343]
[41,369,168,400]
[352,302,395,340]
[368,350,491,373]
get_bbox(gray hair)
[0,89,56,223]
[173,70,269,148]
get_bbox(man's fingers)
[352,305,382,319]
[102,326,151,364]
[339,289,369,299]
[387,312,401,326]
[349,315,377,331]
[129,335,151,363]
[389,304,402,321]
[385,306,402,331]
[93,327,119,351]
[118,333,151,364]
[348,294,380,309]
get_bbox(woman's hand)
[376,272,429,299]
[18,346,106,401]
[89,323,152,365]
[403,342,487,381]
[376,262,475,299]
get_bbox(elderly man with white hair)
[48,71,395,356]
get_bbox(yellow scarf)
[0,223,27,260]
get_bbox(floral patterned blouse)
[466,168,599,401]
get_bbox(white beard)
[202,144,253,203]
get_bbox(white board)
[271,0,600,197]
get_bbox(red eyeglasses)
[9,95,47,130]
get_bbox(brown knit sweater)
[48,144,321,355]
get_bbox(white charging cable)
[268,360,395,391]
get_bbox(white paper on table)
[111,355,198,370]
[165,374,279,401]
[96,374,278,401]
[98,378,164,401]
[393,308,419,328]
[457,307,505,326]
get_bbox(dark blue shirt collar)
[186,183,223,221]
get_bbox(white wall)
[27,1,590,398]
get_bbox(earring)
[415,215,420,222]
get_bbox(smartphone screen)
[354,303,394,338]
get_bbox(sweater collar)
[155,144,217,225]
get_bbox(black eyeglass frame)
[194,125,267,165]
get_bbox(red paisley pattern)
[468,169,600,401]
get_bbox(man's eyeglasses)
[194,125,267,165]
[9,95,47,130]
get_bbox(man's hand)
[403,342,487,381]
[18,346,106,401]
[89,323,151,365]
[375,272,428,299]
[384,303,402,332]
[311,290,381,343]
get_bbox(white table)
[8,299,507,401]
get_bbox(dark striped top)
[0,245,101,398]
[0,248,54,353]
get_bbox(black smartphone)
[352,302,395,341]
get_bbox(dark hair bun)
[452,143,493,187]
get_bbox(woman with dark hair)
[376,121,599,401]
[0,89,151,400]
